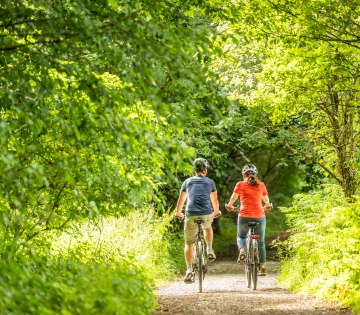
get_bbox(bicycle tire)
[201,239,207,280]
[251,239,258,290]
[197,240,203,293]
[245,239,252,288]
[192,243,197,283]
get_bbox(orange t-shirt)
[233,181,268,218]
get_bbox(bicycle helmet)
[193,158,210,171]
[242,164,258,175]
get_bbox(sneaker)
[258,264,266,276]
[183,269,193,283]
[207,249,216,262]
[237,248,246,263]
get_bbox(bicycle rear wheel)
[251,239,259,290]
[196,240,203,293]
[245,239,252,288]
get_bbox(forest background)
[0,0,359,314]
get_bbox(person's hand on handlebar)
[175,211,185,220]
[225,203,234,211]
[264,203,273,211]
[213,210,222,218]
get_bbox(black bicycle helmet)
[193,158,210,171]
[242,164,258,175]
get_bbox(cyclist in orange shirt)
[226,164,272,276]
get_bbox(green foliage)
[0,257,155,315]
[52,208,179,281]
[168,97,307,209]
[165,227,185,275]
[166,99,306,253]
[0,208,180,314]
[265,209,288,240]
[214,215,238,258]
[211,0,360,198]
[3,1,359,312]
[279,185,360,311]
[0,0,232,257]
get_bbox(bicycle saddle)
[248,222,259,228]
[194,218,205,224]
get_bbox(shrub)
[0,256,155,315]
[0,208,178,314]
[51,209,178,282]
[279,185,360,312]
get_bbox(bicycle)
[175,213,221,293]
[226,203,272,290]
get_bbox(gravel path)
[154,260,354,315]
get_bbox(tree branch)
[285,141,343,185]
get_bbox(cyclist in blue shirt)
[176,158,221,283]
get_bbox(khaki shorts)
[184,214,214,244]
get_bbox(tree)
[0,0,229,256]
[214,0,360,198]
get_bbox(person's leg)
[255,217,267,276]
[237,217,248,250]
[184,243,194,269]
[256,217,266,264]
[203,226,213,248]
[237,217,249,262]
[203,226,216,260]
[183,216,197,282]
[202,214,215,260]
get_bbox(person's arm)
[175,191,187,219]
[262,195,271,210]
[226,192,239,211]
[210,191,221,217]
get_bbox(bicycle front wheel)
[251,239,259,290]
[196,240,203,293]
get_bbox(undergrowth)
[278,185,360,312]
[0,208,179,314]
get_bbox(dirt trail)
[154,260,354,315]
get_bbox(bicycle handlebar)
[225,203,273,212]
[174,211,222,219]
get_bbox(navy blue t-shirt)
[181,176,216,216]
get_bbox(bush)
[51,209,178,282]
[0,256,155,315]
[0,208,179,314]
[278,185,360,312]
